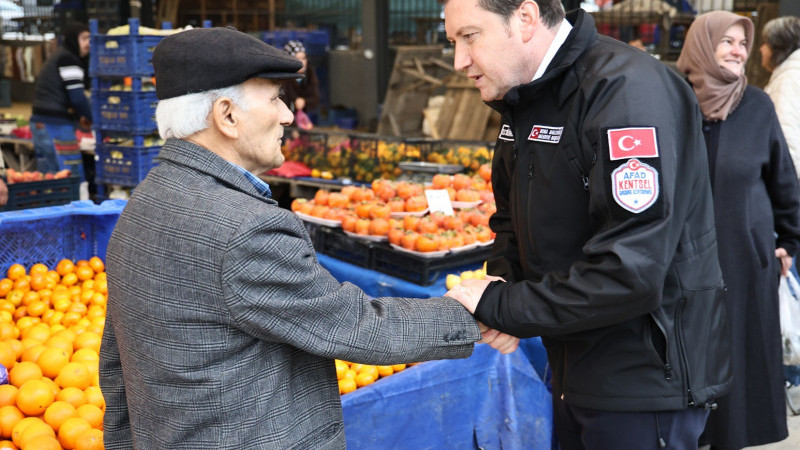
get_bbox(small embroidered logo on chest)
[612,159,659,213]
[499,124,514,141]
[528,125,563,144]
[608,127,659,160]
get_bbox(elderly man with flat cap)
[98,27,517,449]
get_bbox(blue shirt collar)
[229,162,272,198]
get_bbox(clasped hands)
[446,276,519,354]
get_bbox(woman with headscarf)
[281,40,320,128]
[30,21,92,178]
[678,11,800,449]
[761,16,800,183]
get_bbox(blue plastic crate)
[1,176,81,212]
[0,200,125,275]
[91,78,159,134]
[89,18,168,77]
[94,134,161,186]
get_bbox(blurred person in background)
[761,16,800,183]
[678,10,800,449]
[0,178,7,206]
[30,21,91,178]
[281,39,320,129]
[99,27,517,449]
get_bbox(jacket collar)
[487,9,597,115]
[158,138,278,205]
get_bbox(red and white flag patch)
[607,127,659,160]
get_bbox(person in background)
[442,0,731,448]
[99,27,517,449]
[761,16,800,182]
[30,21,91,178]
[281,39,320,128]
[0,179,7,207]
[677,11,800,449]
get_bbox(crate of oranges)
[0,257,108,449]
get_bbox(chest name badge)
[608,127,659,160]
[528,125,563,144]
[499,124,514,141]
[612,159,659,213]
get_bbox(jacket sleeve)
[765,102,800,257]
[475,64,709,338]
[487,135,523,282]
[58,54,92,120]
[221,209,480,365]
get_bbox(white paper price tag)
[425,189,455,216]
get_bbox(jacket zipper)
[650,314,673,380]
[568,152,596,191]
[675,297,695,406]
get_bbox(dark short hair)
[468,0,565,29]
[763,16,800,68]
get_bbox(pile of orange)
[335,360,410,395]
[0,258,107,450]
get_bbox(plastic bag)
[779,272,800,365]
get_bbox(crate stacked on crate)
[89,18,167,201]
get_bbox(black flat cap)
[153,27,303,100]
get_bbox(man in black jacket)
[442,0,732,448]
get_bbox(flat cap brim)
[153,27,304,100]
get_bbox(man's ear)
[518,0,541,42]
[211,97,239,139]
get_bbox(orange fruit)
[10,416,44,447]
[25,300,47,318]
[16,379,55,416]
[57,416,91,449]
[391,363,406,372]
[83,387,104,412]
[21,323,50,343]
[0,279,13,298]
[75,267,94,283]
[335,360,348,380]
[75,404,103,430]
[354,371,374,388]
[0,405,23,439]
[0,440,15,449]
[338,377,357,395]
[0,387,17,409]
[20,344,47,364]
[45,335,74,355]
[55,260,75,277]
[74,428,103,450]
[376,365,394,377]
[22,434,61,450]
[55,387,87,409]
[43,401,77,433]
[87,258,104,275]
[56,362,91,390]
[15,418,55,448]
[29,264,48,277]
[28,274,47,292]
[73,332,101,355]
[5,266,25,282]
[11,278,28,294]
[358,365,378,381]
[37,347,71,379]
[2,340,23,360]
[7,362,42,388]
[61,273,78,287]
[0,346,15,370]
[93,280,107,295]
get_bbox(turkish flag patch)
[607,127,659,160]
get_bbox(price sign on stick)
[425,189,455,216]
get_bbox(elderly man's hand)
[477,322,519,354]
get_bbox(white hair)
[155,84,251,140]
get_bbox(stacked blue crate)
[89,18,167,201]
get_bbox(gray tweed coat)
[99,138,480,449]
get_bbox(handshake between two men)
[445,276,519,355]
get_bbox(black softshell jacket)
[475,9,733,412]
